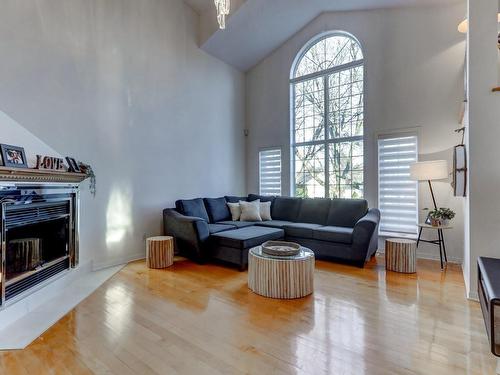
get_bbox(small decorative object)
[214,0,230,29]
[427,209,442,226]
[78,162,96,196]
[261,241,301,256]
[0,144,28,168]
[65,157,81,173]
[35,155,65,170]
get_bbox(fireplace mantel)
[0,166,87,184]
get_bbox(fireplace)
[0,183,79,306]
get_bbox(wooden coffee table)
[248,245,314,299]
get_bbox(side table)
[146,236,174,269]
[385,238,417,273]
[416,223,452,270]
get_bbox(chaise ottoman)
[210,226,284,270]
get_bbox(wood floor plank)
[0,256,496,374]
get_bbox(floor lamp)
[410,160,449,270]
[409,160,449,210]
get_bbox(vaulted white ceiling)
[183,0,213,14]
[187,0,462,71]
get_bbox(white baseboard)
[467,290,479,301]
[92,251,145,271]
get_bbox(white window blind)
[259,148,282,196]
[378,135,418,236]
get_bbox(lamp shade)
[409,160,448,181]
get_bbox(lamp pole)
[427,180,438,210]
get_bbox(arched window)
[291,32,364,198]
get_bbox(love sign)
[35,155,66,170]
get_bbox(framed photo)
[0,144,28,168]
[65,157,81,173]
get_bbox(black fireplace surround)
[164,194,380,270]
[0,184,79,305]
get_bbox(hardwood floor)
[0,256,495,374]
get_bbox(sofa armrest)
[163,208,210,263]
[351,208,380,263]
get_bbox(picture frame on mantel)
[0,144,28,168]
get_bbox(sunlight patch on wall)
[106,186,133,246]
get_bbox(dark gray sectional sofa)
[163,194,380,270]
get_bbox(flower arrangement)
[425,207,455,226]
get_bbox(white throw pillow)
[239,200,262,222]
[260,201,272,221]
[227,202,241,221]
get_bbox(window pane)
[294,144,325,198]
[294,78,324,144]
[328,66,364,140]
[329,141,364,199]
[295,35,363,78]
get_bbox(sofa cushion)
[260,201,272,221]
[217,220,255,228]
[284,223,323,239]
[211,226,284,249]
[175,198,210,222]
[208,223,236,234]
[326,199,368,227]
[204,197,231,223]
[227,202,241,221]
[297,198,331,224]
[272,197,302,222]
[254,220,294,229]
[225,195,247,203]
[239,200,262,221]
[313,226,353,244]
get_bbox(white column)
[465,0,500,299]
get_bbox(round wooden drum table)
[385,238,417,273]
[146,236,174,269]
[248,246,315,299]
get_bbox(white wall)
[245,4,466,261]
[0,0,246,268]
[0,111,60,166]
[464,0,500,298]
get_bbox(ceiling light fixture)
[214,0,230,29]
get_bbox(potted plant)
[427,209,442,227]
[439,207,455,226]
[425,207,456,227]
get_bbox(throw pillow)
[227,202,241,221]
[239,200,262,222]
[260,201,272,221]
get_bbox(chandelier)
[214,0,230,29]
